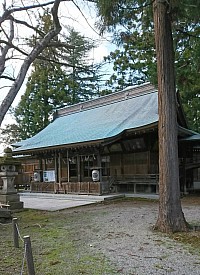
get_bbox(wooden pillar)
[147,151,150,174]
[97,153,102,181]
[156,180,159,194]
[182,161,187,195]
[67,150,70,183]
[77,155,81,182]
[39,158,43,183]
[58,152,61,184]
[54,152,58,183]
[44,158,47,171]
[181,143,188,195]
[120,152,124,177]
[134,183,137,194]
[97,153,102,194]
[39,158,43,170]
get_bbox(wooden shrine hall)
[12,83,200,195]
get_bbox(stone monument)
[0,147,23,210]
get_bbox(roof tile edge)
[56,82,156,118]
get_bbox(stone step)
[19,192,125,202]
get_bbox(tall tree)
[60,27,103,104]
[153,0,188,232]
[101,0,200,132]
[95,0,196,232]
[102,3,156,91]
[14,62,70,139]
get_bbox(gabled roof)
[13,83,158,153]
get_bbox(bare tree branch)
[0,39,75,58]
[0,75,15,81]
[0,39,29,56]
[0,0,67,24]
[12,17,45,37]
[0,0,63,125]
[0,18,14,76]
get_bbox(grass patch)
[1,196,199,274]
[170,230,200,256]
[0,209,117,275]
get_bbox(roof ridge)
[55,82,156,118]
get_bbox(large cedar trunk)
[153,1,188,232]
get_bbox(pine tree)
[60,27,102,104]
[15,61,69,139]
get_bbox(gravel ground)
[69,198,200,275]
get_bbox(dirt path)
[66,197,200,274]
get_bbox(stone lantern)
[0,147,23,210]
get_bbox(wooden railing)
[112,174,159,194]
[115,174,159,182]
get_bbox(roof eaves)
[178,125,199,137]
[13,139,105,155]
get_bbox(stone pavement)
[19,192,159,211]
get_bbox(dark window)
[69,157,77,177]
[101,156,110,176]
[83,160,93,177]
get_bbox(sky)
[0,0,116,155]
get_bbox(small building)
[12,83,200,195]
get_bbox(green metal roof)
[181,134,200,141]
[13,83,159,153]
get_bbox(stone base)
[0,208,12,223]
[0,193,24,210]
[0,208,11,219]
[9,201,24,210]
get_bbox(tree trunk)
[153,0,188,232]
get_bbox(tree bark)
[153,0,188,232]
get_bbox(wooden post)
[67,150,70,183]
[12,218,19,248]
[58,152,61,184]
[97,153,102,194]
[77,155,81,182]
[97,154,102,181]
[39,158,43,170]
[24,235,35,275]
[54,152,58,183]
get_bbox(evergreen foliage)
[98,0,200,131]
[0,124,21,145]
[59,27,103,104]
[14,61,69,139]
